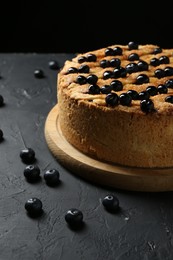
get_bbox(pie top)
[58,42,173,116]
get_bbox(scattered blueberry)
[159,55,170,64]
[78,64,90,73]
[76,75,87,85]
[65,208,83,226]
[119,93,132,106]
[24,164,41,182]
[140,99,155,113]
[128,53,139,61]
[126,89,139,100]
[113,46,122,55]
[67,67,78,74]
[34,69,44,78]
[44,168,60,186]
[0,129,3,141]
[77,56,87,63]
[164,66,173,76]
[102,194,120,212]
[154,68,165,79]
[113,66,127,78]
[165,95,173,104]
[86,53,97,62]
[88,84,100,94]
[25,197,43,217]
[110,58,121,67]
[20,147,36,164]
[137,60,149,71]
[157,84,168,94]
[138,90,150,100]
[105,47,114,56]
[125,62,139,74]
[100,59,110,68]
[105,93,119,107]
[146,86,158,96]
[165,79,173,88]
[150,57,160,67]
[135,74,149,84]
[48,60,60,70]
[128,41,138,50]
[152,47,162,54]
[0,95,4,107]
[110,80,123,91]
[103,70,114,79]
[100,85,112,94]
[86,74,98,84]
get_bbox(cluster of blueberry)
[20,147,60,216]
[20,57,63,219]
[21,59,61,218]
[1,59,121,229]
[20,146,120,228]
[32,60,121,227]
[66,42,173,115]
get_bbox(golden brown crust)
[57,43,173,168]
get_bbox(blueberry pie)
[57,42,173,168]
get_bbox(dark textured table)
[0,53,173,260]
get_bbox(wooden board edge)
[44,104,173,192]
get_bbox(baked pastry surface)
[57,42,173,168]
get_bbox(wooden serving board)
[44,104,173,192]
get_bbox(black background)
[1,1,173,53]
